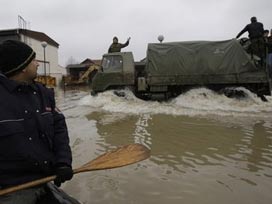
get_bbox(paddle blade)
[74,143,150,173]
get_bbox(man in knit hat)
[0,40,78,203]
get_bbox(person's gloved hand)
[54,165,73,187]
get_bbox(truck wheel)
[91,90,97,96]
[114,90,126,97]
[257,94,268,102]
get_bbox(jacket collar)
[0,75,37,92]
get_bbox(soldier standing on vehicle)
[263,30,269,61]
[108,36,131,53]
[236,16,265,64]
[267,29,272,76]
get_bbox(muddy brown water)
[55,87,272,204]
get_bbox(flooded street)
[56,87,272,204]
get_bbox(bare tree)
[65,56,79,66]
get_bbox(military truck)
[91,39,271,100]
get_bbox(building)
[0,28,66,85]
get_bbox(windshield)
[101,55,123,72]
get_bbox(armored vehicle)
[91,39,271,100]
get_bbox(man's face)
[113,38,118,43]
[22,59,39,81]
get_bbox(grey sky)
[1,0,271,66]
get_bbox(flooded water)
[56,87,272,204]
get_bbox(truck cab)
[91,52,135,93]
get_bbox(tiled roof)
[80,58,93,64]
[67,58,102,69]
[80,58,102,65]
[66,64,89,69]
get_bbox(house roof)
[0,29,59,47]
[67,58,102,69]
[80,58,102,65]
[66,64,90,69]
[80,58,93,65]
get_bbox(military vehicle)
[90,39,271,101]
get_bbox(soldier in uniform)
[267,29,272,76]
[108,36,131,53]
[236,16,265,64]
[0,40,77,204]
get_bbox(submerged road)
[55,87,272,204]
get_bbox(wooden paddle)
[0,143,150,196]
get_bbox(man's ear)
[21,68,27,73]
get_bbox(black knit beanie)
[0,40,36,76]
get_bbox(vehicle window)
[102,56,123,72]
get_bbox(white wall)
[25,37,58,75]
[20,35,66,85]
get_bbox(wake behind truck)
[90,39,272,100]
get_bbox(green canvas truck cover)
[146,39,257,76]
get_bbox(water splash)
[78,88,272,118]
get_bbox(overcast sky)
[1,0,271,66]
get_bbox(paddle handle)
[0,164,128,196]
[0,175,56,196]
[0,168,90,196]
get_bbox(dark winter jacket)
[108,40,129,53]
[0,74,72,187]
[236,22,264,39]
